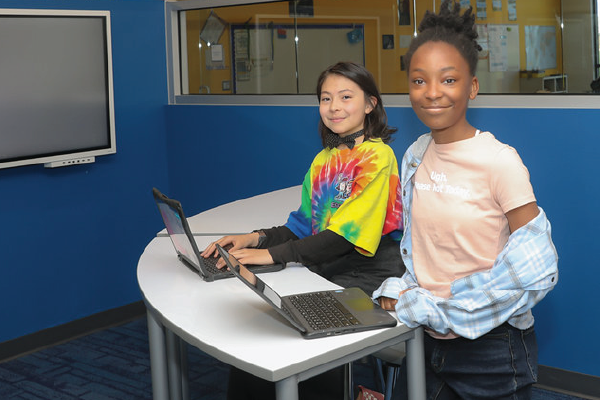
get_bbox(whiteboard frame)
[0,8,116,169]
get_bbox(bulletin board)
[232,24,365,94]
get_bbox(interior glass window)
[173,0,600,95]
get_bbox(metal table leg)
[405,327,426,400]
[344,362,354,400]
[180,341,189,400]
[275,374,299,400]
[166,329,182,400]
[147,311,170,400]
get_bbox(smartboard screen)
[0,9,115,169]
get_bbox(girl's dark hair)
[404,0,482,76]
[316,61,397,146]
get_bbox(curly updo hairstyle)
[404,0,482,76]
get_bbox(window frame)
[165,0,600,109]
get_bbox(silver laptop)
[152,187,284,282]
[217,244,397,339]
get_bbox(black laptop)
[217,244,397,339]
[152,187,284,282]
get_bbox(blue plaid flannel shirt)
[373,133,559,339]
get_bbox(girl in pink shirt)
[375,1,558,399]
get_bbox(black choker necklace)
[324,130,364,150]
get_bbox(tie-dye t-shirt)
[285,139,403,256]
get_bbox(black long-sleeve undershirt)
[257,226,355,267]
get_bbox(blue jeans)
[392,323,538,400]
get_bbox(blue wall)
[466,107,599,376]
[166,103,600,378]
[0,0,168,342]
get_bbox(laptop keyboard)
[288,292,360,330]
[202,243,233,274]
[202,255,228,274]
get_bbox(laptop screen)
[157,201,201,268]
[222,248,282,308]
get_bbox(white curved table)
[157,185,302,236]
[139,188,426,400]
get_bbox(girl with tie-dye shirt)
[203,61,404,400]
[203,61,404,295]
[276,138,404,293]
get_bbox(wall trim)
[536,365,600,400]
[0,301,146,363]
[172,93,600,109]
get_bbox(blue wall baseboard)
[538,366,600,400]
[0,301,146,363]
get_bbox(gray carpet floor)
[0,318,589,399]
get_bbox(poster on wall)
[200,12,226,45]
[399,34,412,48]
[234,29,250,81]
[525,25,557,71]
[508,0,517,20]
[486,24,520,72]
[476,0,487,19]
[289,0,314,17]
[488,24,509,71]
[475,24,489,60]
[383,35,394,49]
[398,0,410,25]
[206,44,226,70]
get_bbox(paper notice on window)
[476,24,489,60]
[211,44,223,62]
[488,25,509,71]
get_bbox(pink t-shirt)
[412,131,536,299]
